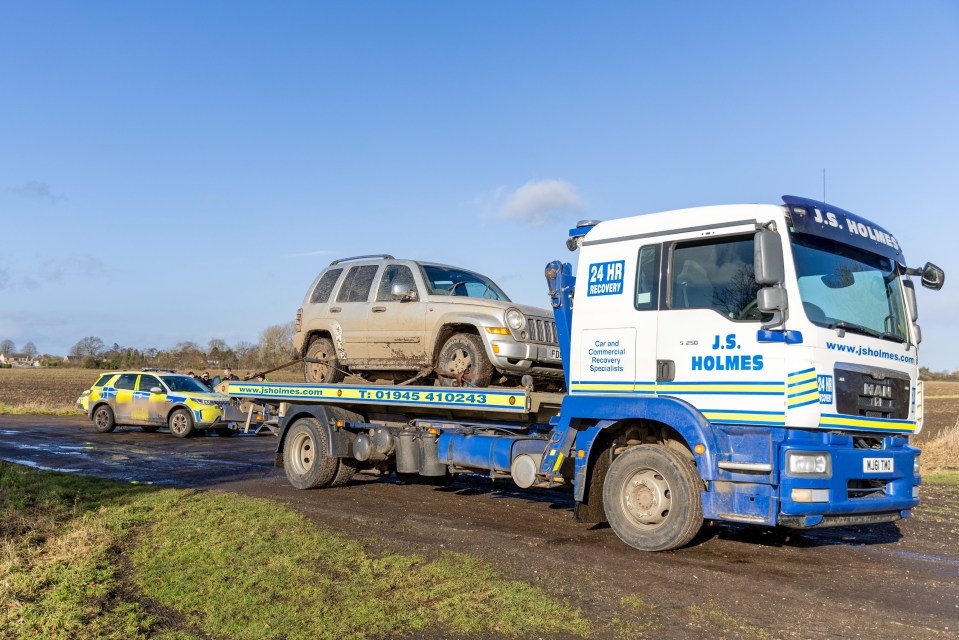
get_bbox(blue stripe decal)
[788,398,819,409]
[787,367,816,378]
[820,413,913,425]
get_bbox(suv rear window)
[93,374,113,387]
[336,265,379,303]
[310,268,343,304]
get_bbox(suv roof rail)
[330,254,395,265]
[141,367,177,373]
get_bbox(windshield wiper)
[828,321,904,343]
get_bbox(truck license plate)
[863,458,893,473]
[547,347,561,360]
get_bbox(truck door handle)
[330,307,342,313]
[656,359,675,382]
[372,306,387,313]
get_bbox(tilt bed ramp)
[228,196,943,552]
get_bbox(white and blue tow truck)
[229,196,944,551]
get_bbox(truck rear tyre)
[283,417,340,489]
[436,333,493,387]
[168,408,195,438]
[305,337,345,384]
[92,405,116,433]
[602,444,703,552]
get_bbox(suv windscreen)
[420,265,510,301]
[162,375,212,393]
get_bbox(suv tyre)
[436,333,494,387]
[305,337,345,384]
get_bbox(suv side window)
[669,234,761,321]
[376,265,418,302]
[114,374,138,390]
[310,268,343,304]
[336,265,379,303]
[635,244,661,310]
[138,375,161,392]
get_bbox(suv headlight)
[785,451,831,477]
[505,309,525,331]
[192,397,216,405]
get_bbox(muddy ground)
[0,415,956,639]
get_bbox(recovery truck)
[229,195,945,551]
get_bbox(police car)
[76,369,234,437]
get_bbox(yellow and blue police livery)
[77,369,234,438]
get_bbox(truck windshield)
[790,234,909,343]
[420,265,510,301]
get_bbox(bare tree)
[70,336,105,358]
[21,342,38,357]
[259,322,296,369]
[0,339,15,355]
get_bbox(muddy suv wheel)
[436,333,494,387]
[305,337,345,384]
[92,405,116,433]
[168,408,195,438]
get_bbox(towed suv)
[294,255,563,387]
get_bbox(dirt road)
[1,415,956,639]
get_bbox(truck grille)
[834,364,910,420]
[525,317,558,345]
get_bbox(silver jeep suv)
[293,255,563,387]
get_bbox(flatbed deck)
[226,381,564,422]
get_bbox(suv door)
[112,373,139,423]
[367,264,428,368]
[135,374,166,424]
[331,264,380,364]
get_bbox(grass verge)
[0,402,83,416]
[920,418,959,474]
[0,462,589,639]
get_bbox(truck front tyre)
[92,405,116,433]
[283,417,340,489]
[305,337,344,384]
[602,444,703,552]
[436,333,493,387]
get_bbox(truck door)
[367,264,428,368]
[330,264,379,364]
[656,233,785,426]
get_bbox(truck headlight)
[914,456,920,475]
[505,309,525,331]
[785,451,831,477]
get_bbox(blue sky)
[1,1,957,369]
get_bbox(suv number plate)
[547,347,561,360]
[863,458,893,473]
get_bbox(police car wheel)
[92,405,116,433]
[283,417,339,489]
[168,409,195,438]
[602,444,703,552]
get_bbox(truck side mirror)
[921,262,945,290]
[902,279,918,321]
[391,283,417,301]
[757,287,788,330]
[754,229,785,285]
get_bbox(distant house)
[0,353,37,366]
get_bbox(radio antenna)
[822,168,826,203]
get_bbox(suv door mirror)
[921,262,945,290]
[149,386,163,394]
[754,229,785,285]
[391,283,416,301]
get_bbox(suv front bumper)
[489,340,564,377]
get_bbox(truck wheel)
[92,405,116,433]
[283,417,339,489]
[305,337,345,384]
[168,408,195,438]
[602,444,703,552]
[330,457,358,487]
[141,425,160,433]
[436,333,493,387]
